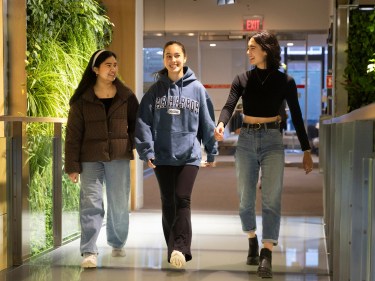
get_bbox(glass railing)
[61,147,80,242]
[320,103,375,281]
[0,116,80,262]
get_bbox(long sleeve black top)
[218,67,311,151]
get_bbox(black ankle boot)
[257,248,272,278]
[246,235,259,265]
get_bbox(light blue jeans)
[235,128,284,245]
[80,159,130,255]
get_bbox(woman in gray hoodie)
[135,41,217,268]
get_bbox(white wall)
[143,0,333,121]
[144,0,332,33]
[135,0,144,209]
[200,40,247,116]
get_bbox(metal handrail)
[322,102,375,124]
[0,115,67,123]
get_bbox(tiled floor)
[2,211,331,281]
[1,152,327,280]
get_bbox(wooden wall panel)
[101,0,144,210]
[0,214,7,270]
[0,0,7,271]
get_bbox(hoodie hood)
[159,66,197,112]
[159,66,197,86]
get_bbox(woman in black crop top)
[214,31,313,278]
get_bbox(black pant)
[154,165,199,262]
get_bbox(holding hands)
[201,161,216,168]
[214,122,225,141]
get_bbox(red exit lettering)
[245,19,260,31]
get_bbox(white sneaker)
[81,253,97,268]
[170,250,186,268]
[112,248,126,257]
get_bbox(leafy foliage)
[345,9,375,112]
[26,0,113,255]
[26,0,113,118]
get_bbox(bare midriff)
[243,115,281,124]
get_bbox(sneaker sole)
[170,251,186,268]
[81,262,97,268]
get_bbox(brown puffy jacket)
[64,81,139,174]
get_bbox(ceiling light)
[210,43,217,47]
[217,0,235,5]
[287,42,294,46]
[229,35,244,40]
[359,5,374,11]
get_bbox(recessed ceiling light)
[287,42,294,46]
[359,5,374,11]
[210,43,217,47]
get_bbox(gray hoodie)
[135,66,218,166]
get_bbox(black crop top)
[218,67,311,151]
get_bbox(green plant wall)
[26,0,113,255]
[345,9,375,112]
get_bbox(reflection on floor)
[1,211,331,281]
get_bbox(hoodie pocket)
[155,131,195,161]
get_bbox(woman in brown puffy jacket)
[65,50,139,268]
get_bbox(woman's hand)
[68,173,79,183]
[214,122,225,141]
[147,159,156,169]
[303,151,314,174]
[201,161,216,168]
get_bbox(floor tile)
[0,211,331,281]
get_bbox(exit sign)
[243,16,263,31]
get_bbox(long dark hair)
[69,50,117,105]
[155,40,187,78]
[251,31,281,70]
